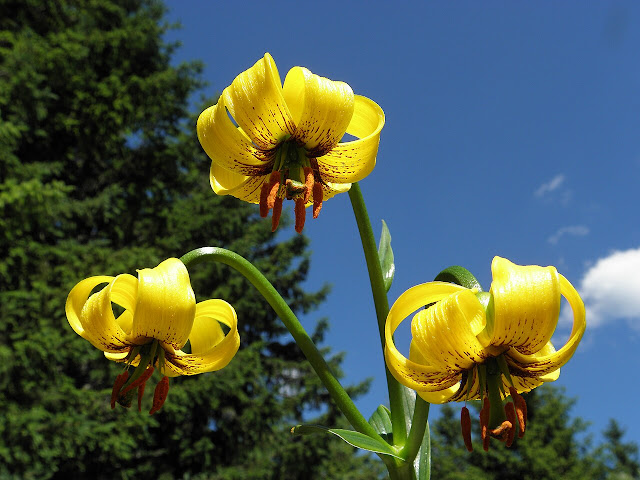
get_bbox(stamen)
[137,383,146,412]
[110,371,129,409]
[149,376,170,415]
[259,180,271,218]
[480,397,491,452]
[505,401,516,447]
[312,183,323,219]
[121,366,155,396]
[266,171,281,209]
[461,406,473,452]
[509,386,527,438]
[303,167,313,204]
[294,198,306,234]
[271,197,283,232]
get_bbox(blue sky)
[165,2,640,446]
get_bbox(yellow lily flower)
[197,53,385,233]
[385,256,585,451]
[66,258,240,414]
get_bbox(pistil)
[110,340,172,415]
[460,356,528,452]
[258,142,326,233]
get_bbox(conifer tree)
[0,1,382,478]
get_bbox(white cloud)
[534,174,565,197]
[566,247,640,328]
[547,225,590,245]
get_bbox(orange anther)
[121,366,155,396]
[259,180,271,218]
[110,370,129,409]
[294,197,306,233]
[303,167,314,204]
[480,397,491,452]
[149,376,170,415]
[312,183,323,219]
[461,406,473,452]
[509,386,527,438]
[271,197,283,232]
[505,401,516,447]
[266,171,281,209]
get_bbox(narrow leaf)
[377,220,395,292]
[368,405,393,443]
[414,420,431,480]
[291,424,402,460]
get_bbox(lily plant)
[66,54,586,480]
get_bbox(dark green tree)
[0,1,382,478]
[596,420,640,480]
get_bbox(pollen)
[149,376,170,415]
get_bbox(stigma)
[459,357,528,452]
[110,341,171,415]
[259,142,325,233]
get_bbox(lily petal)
[197,97,274,176]
[410,343,464,404]
[314,95,385,183]
[412,290,490,372]
[65,275,135,352]
[222,53,296,150]
[385,282,469,392]
[487,257,560,354]
[163,299,240,376]
[210,161,267,203]
[506,274,586,377]
[283,66,354,156]
[131,259,196,350]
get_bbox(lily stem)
[348,182,408,445]
[180,247,385,444]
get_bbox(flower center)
[460,355,528,452]
[259,140,324,233]
[110,340,171,415]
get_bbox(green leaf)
[377,220,395,292]
[433,265,482,291]
[291,424,403,460]
[401,387,431,480]
[368,405,393,443]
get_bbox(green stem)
[348,182,407,444]
[180,247,384,443]
[399,397,429,463]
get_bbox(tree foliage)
[0,1,383,478]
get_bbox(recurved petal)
[410,344,463,404]
[505,274,586,377]
[283,66,354,155]
[65,275,135,352]
[222,53,296,150]
[162,299,240,376]
[130,259,196,350]
[306,181,351,206]
[487,257,561,354]
[412,290,490,372]
[210,161,267,203]
[198,98,274,176]
[385,282,469,392]
[314,95,384,184]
